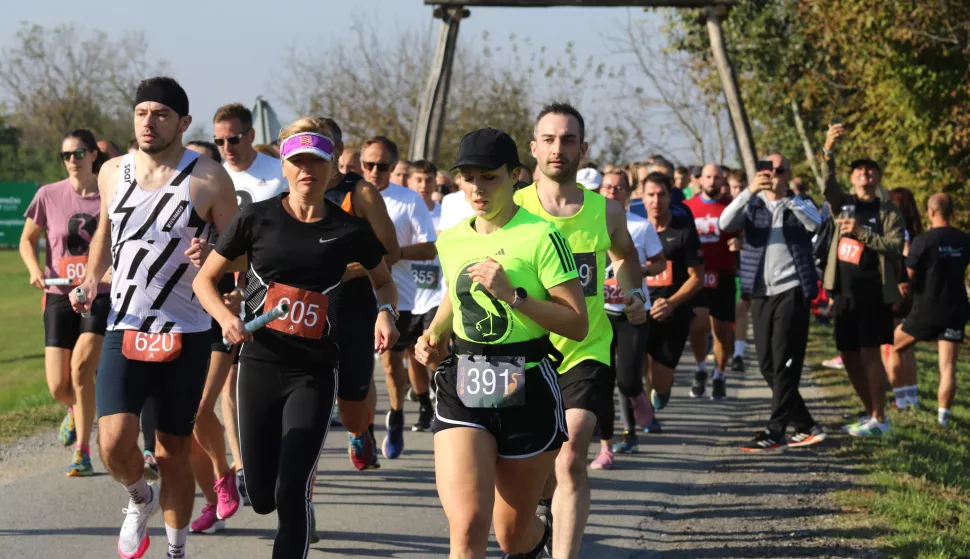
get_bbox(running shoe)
[309,503,320,544]
[589,447,615,470]
[651,388,671,410]
[412,405,433,432]
[59,408,76,447]
[612,431,639,454]
[349,431,377,471]
[237,468,252,506]
[847,418,892,438]
[118,484,159,558]
[740,429,787,452]
[143,451,159,482]
[711,377,727,401]
[66,447,94,477]
[730,355,744,372]
[536,499,553,558]
[788,424,827,448]
[382,410,405,459]
[630,392,654,429]
[644,418,663,434]
[841,413,869,433]
[821,355,844,369]
[189,503,225,534]
[689,370,707,398]
[214,469,240,520]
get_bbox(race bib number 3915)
[264,283,328,340]
[457,354,526,408]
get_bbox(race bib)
[704,271,719,289]
[264,283,328,340]
[837,237,864,265]
[57,255,88,286]
[645,261,674,287]
[412,264,440,290]
[603,278,625,305]
[457,354,526,408]
[574,252,598,298]
[122,331,182,362]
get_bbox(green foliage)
[665,1,970,225]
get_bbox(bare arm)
[192,160,245,272]
[19,218,45,289]
[365,260,400,354]
[355,181,401,265]
[822,125,847,210]
[72,162,117,313]
[194,250,239,329]
[605,198,647,323]
[644,253,667,277]
[516,278,588,341]
[670,264,705,309]
[401,241,437,261]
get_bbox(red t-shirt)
[684,194,738,274]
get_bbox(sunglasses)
[60,149,88,161]
[774,167,787,175]
[362,161,392,173]
[213,128,251,147]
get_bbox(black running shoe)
[730,355,744,372]
[536,499,553,557]
[690,370,707,398]
[411,405,433,432]
[711,377,727,400]
[740,429,787,452]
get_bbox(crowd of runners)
[17,75,969,559]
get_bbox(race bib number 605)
[264,283,328,340]
[457,354,526,408]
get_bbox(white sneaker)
[118,484,160,558]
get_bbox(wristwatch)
[510,287,528,309]
[628,288,647,304]
[378,303,400,321]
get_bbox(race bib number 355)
[122,331,182,362]
[457,354,526,408]
[264,283,328,340]
[412,264,440,290]
[574,252,598,298]
[57,255,88,286]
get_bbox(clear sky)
[1,0,721,164]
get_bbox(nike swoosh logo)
[319,238,335,244]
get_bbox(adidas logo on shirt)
[495,249,506,256]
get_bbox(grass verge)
[806,321,970,558]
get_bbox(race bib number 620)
[264,283,328,340]
[122,331,182,362]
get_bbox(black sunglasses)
[60,149,88,161]
[362,161,392,173]
[213,128,251,147]
[774,166,787,175]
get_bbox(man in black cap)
[821,123,905,438]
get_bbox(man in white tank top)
[71,77,239,559]
[211,103,287,507]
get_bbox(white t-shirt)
[605,211,663,313]
[438,190,474,231]
[381,183,437,312]
[412,202,445,315]
[225,152,287,208]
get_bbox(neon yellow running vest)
[515,184,612,373]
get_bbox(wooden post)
[705,6,757,182]
[409,6,469,163]
[790,99,824,190]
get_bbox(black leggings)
[609,314,649,432]
[238,356,337,559]
[141,397,156,454]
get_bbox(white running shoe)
[118,484,159,558]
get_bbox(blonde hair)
[253,144,279,158]
[279,117,333,143]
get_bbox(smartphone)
[831,116,843,126]
[756,160,773,173]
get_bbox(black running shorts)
[43,292,110,349]
[901,316,966,344]
[96,330,210,437]
[834,299,894,351]
[692,272,737,322]
[433,355,568,458]
[646,306,693,369]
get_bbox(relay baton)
[73,286,91,319]
[222,302,289,346]
[44,278,73,286]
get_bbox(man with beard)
[684,163,738,400]
[515,102,646,559]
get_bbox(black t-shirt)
[215,194,386,367]
[649,213,704,301]
[837,197,883,304]
[906,226,970,325]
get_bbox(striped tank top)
[107,150,211,333]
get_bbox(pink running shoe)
[589,447,615,470]
[630,392,655,429]
[190,503,225,534]
[214,470,240,520]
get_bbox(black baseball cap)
[450,128,521,171]
[849,157,881,173]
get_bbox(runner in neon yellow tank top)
[515,103,647,559]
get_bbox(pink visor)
[279,133,334,161]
